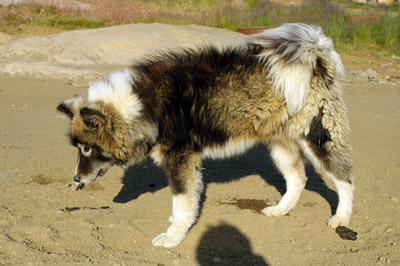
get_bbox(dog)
[57,23,354,248]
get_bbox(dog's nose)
[73,176,81,182]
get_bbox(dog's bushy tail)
[251,23,344,116]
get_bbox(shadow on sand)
[196,222,269,266]
[113,144,338,215]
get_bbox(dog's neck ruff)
[87,70,142,122]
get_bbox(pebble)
[389,196,398,202]
[96,243,105,251]
[380,63,392,68]
[384,227,393,233]
[378,255,391,264]
[351,68,397,85]
[365,68,379,80]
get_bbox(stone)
[0,24,247,84]
[96,243,105,251]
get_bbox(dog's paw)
[168,215,174,223]
[151,232,183,248]
[327,214,350,228]
[261,205,290,217]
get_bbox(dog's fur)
[58,23,354,248]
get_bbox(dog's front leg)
[152,151,203,248]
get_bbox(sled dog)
[58,23,354,247]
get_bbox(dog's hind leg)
[262,139,307,217]
[152,150,203,248]
[299,105,354,228]
[326,175,354,228]
[299,138,354,228]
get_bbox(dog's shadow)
[196,222,269,265]
[113,144,338,215]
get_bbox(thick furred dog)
[58,23,354,248]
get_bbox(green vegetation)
[0,0,399,55]
[0,4,104,33]
[342,14,400,55]
[37,8,103,29]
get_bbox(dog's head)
[57,95,120,184]
[57,71,159,185]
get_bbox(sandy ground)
[0,26,400,265]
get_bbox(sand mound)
[0,24,247,85]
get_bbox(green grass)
[329,13,400,56]
[0,0,399,55]
[39,13,104,29]
[0,4,104,33]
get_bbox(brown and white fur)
[58,23,354,248]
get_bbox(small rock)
[385,227,393,233]
[365,68,379,81]
[380,63,392,68]
[350,70,361,75]
[335,226,357,240]
[389,196,398,202]
[385,75,391,81]
[96,244,105,251]
[378,255,391,264]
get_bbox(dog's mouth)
[75,168,105,185]
[97,168,105,177]
[91,168,105,182]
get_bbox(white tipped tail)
[251,23,344,116]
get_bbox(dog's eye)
[81,146,91,156]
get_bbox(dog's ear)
[57,94,85,119]
[80,106,113,133]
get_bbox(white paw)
[327,215,350,228]
[151,232,183,248]
[262,205,290,217]
[168,215,174,223]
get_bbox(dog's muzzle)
[73,168,105,184]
